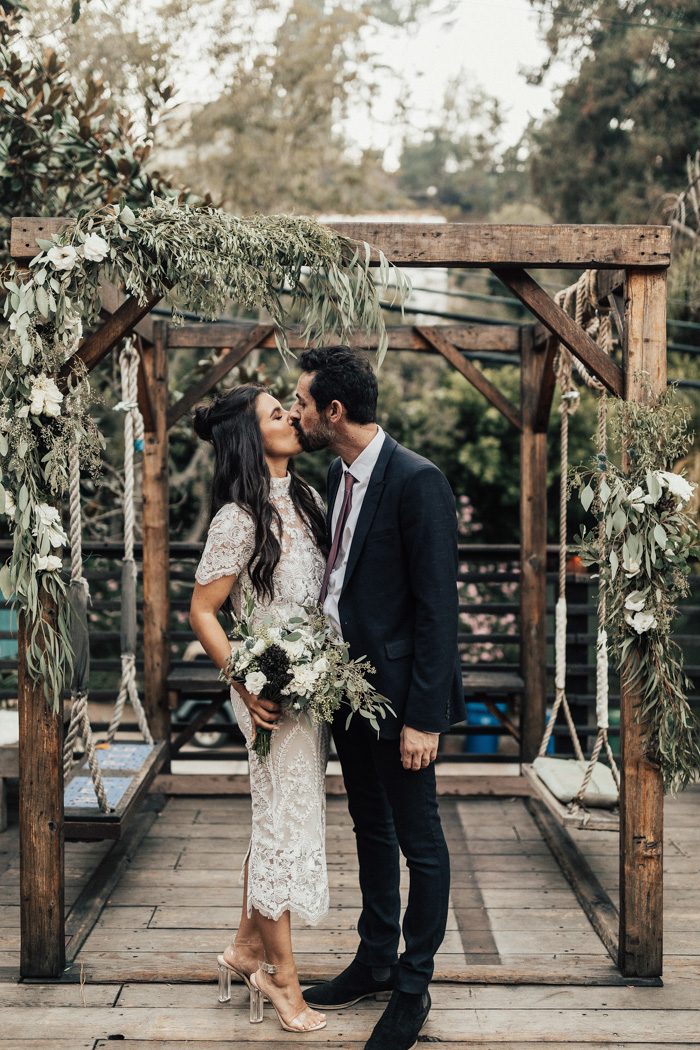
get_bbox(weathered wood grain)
[10,217,672,267]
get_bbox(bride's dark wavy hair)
[193,384,327,605]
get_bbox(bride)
[189,384,329,1034]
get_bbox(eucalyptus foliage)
[0,197,409,710]
[572,383,700,794]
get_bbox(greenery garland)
[571,381,700,795]
[0,196,410,711]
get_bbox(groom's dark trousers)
[327,434,464,995]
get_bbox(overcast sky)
[342,0,558,168]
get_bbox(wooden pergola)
[9,218,670,983]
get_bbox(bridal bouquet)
[219,591,395,759]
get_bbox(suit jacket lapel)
[341,434,397,595]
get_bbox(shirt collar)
[342,426,385,485]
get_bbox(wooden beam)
[416,325,522,431]
[166,324,273,429]
[165,321,522,354]
[18,605,65,978]
[152,772,535,797]
[519,328,548,761]
[492,267,624,397]
[141,322,171,758]
[11,217,671,268]
[527,798,619,965]
[60,291,164,380]
[533,334,558,433]
[618,268,666,980]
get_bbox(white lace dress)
[194,474,330,926]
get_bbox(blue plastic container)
[465,701,506,754]
[0,604,18,660]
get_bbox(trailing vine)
[0,196,409,710]
[572,379,700,794]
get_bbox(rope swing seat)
[522,274,620,832]
[62,339,166,840]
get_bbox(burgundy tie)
[319,471,356,604]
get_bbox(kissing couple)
[189,345,464,1050]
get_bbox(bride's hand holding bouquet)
[220,591,395,760]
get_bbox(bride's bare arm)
[189,578,280,731]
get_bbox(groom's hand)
[400,726,439,771]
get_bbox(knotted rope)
[63,388,109,812]
[107,338,153,745]
[537,270,620,812]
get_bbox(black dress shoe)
[303,958,397,1010]
[364,988,432,1050]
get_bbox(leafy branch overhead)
[0,197,409,710]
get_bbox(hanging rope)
[63,389,110,812]
[536,270,620,813]
[107,338,153,745]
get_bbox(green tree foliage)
[397,80,527,219]
[527,1,700,222]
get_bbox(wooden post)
[519,328,548,762]
[18,603,65,977]
[141,322,171,752]
[618,268,666,978]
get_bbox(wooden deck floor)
[1,784,700,1047]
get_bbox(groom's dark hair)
[298,345,378,424]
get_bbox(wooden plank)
[59,292,164,381]
[11,217,672,268]
[64,795,164,964]
[527,798,619,965]
[618,268,667,979]
[166,321,522,354]
[90,1044,698,1050]
[151,773,535,797]
[492,266,624,396]
[141,321,171,756]
[519,331,548,762]
[533,334,558,433]
[18,605,65,978]
[166,325,274,429]
[417,325,522,430]
[441,803,500,963]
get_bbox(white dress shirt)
[323,426,386,637]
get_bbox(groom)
[289,346,464,1050]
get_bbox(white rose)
[312,656,329,674]
[658,470,695,505]
[282,638,306,661]
[244,671,268,696]
[82,233,109,262]
[33,503,68,548]
[625,610,657,634]
[28,374,64,418]
[46,245,78,271]
[251,638,267,657]
[34,554,62,572]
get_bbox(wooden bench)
[166,663,233,755]
[462,669,524,742]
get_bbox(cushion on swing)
[532,756,618,808]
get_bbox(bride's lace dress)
[194,474,330,925]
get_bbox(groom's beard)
[293,421,332,453]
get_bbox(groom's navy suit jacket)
[327,433,464,738]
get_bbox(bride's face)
[255,392,302,458]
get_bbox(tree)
[526,1,700,222]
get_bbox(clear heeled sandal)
[249,961,327,1032]
[216,948,268,1009]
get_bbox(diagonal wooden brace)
[491,267,624,397]
[416,324,522,431]
[166,324,274,429]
